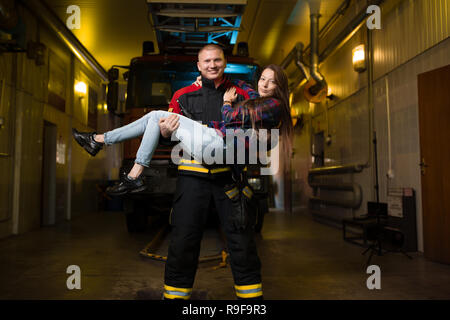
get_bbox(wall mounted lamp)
[74,81,87,96]
[352,44,366,73]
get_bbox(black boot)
[72,128,104,156]
[106,175,147,196]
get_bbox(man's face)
[197,49,226,80]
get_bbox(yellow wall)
[281,0,450,251]
[0,4,119,238]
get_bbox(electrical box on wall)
[26,41,47,66]
[387,188,418,252]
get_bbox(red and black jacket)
[168,75,250,177]
[169,76,250,122]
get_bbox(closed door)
[0,79,13,236]
[41,121,57,226]
[418,64,450,264]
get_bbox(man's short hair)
[198,44,225,59]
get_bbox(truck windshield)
[126,60,259,109]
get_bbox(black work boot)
[72,128,104,156]
[106,175,147,196]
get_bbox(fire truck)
[106,1,269,233]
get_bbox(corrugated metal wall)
[373,0,450,80]
[374,37,450,252]
[0,4,119,238]
[0,53,16,237]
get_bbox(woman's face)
[258,68,277,97]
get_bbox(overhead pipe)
[282,0,352,75]
[280,42,309,80]
[296,0,384,66]
[308,13,327,96]
[280,46,296,69]
[305,0,387,207]
[301,0,351,58]
[294,42,309,80]
[282,0,352,91]
[307,0,385,176]
[315,0,351,42]
[305,0,327,97]
[21,0,108,82]
[319,0,384,62]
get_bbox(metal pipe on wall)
[301,0,351,59]
[280,47,296,69]
[282,0,353,92]
[385,76,393,180]
[317,0,351,42]
[303,0,388,213]
[294,46,309,80]
[308,164,363,209]
[309,182,362,209]
[308,164,363,178]
[319,0,384,62]
[309,0,385,172]
[280,42,309,86]
[310,0,384,171]
[366,24,376,198]
[309,12,326,96]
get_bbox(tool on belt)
[224,165,257,231]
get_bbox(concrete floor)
[1,209,450,300]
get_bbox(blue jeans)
[103,111,224,167]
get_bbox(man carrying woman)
[73,44,292,299]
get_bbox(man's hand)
[159,114,180,138]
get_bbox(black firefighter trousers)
[164,174,262,299]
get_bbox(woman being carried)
[72,64,293,195]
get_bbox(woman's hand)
[193,76,202,87]
[223,87,237,104]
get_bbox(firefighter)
[159,44,263,300]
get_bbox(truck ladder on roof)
[146,0,247,54]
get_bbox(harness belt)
[177,159,231,175]
[178,159,249,175]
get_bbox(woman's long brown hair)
[242,64,293,170]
